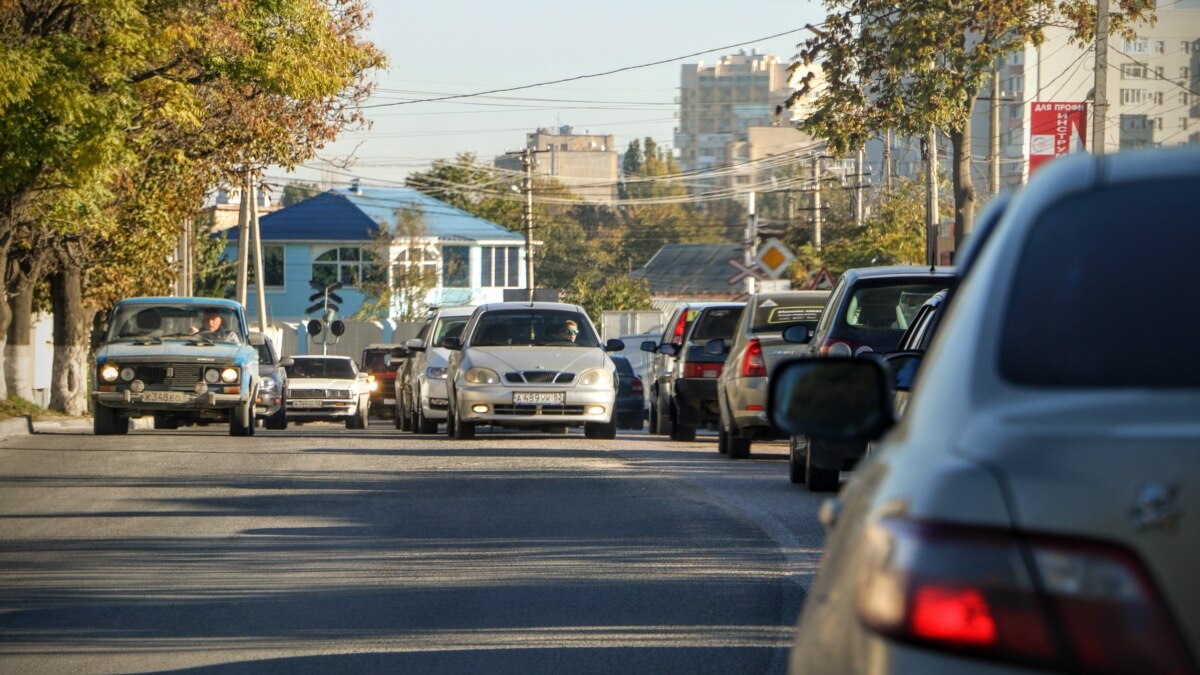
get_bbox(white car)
[285,355,371,429]
[444,302,623,439]
[396,305,474,434]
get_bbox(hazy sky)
[271,0,826,189]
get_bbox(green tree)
[355,205,439,323]
[795,0,1153,249]
[565,271,653,322]
[281,181,322,207]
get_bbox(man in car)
[550,319,579,344]
[193,309,241,344]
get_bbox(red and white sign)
[1029,102,1087,174]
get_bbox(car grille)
[493,404,586,416]
[290,388,351,399]
[133,364,203,387]
[504,371,575,384]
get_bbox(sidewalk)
[0,414,117,441]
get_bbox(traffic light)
[330,320,345,336]
[306,320,322,336]
[306,279,347,353]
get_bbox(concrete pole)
[744,192,757,296]
[523,149,534,301]
[854,147,864,226]
[250,174,268,331]
[235,169,250,305]
[811,155,822,250]
[991,60,1002,196]
[926,130,940,266]
[1092,0,1110,155]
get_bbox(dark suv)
[661,303,744,441]
[795,266,955,491]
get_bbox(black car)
[662,303,744,441]
[610,354,645,431]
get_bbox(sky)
[270,0,827,191]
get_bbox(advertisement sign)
[1029,102,1087,174]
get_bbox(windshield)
[107,304,245,344]
[471,310,597,347]
[290,358,356,379]
[845,283,948,332]
[433,316,470,345]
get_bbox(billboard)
[1029,102,1088,174]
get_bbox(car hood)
[288,377,359,391]
[466,346,610,375]
[99,341,246,364]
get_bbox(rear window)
[752,304,824,333]
[1000,179,1200,387]
[689,306,743,340]
[611,356,635,377]
[292,359,355,379]
[844,283,947,331]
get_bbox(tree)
[354,205,439,323]
[794,0,1153,249]
[565,272,653,322]
[281,181,322,207]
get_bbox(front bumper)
[286,398,358,421]
[456,384,615,426]
[93,390,245,414]
[420,377,450,421]
[256,390,284,418]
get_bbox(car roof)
[430,306,477,318]
[842,265,956,280]
[751,290,829,304]
[475,301,586,313]
[293,355,353,361]
[117,296,243,309]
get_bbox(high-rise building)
[494,126,619,206]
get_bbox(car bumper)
[456,385,615,425]
[420,377,450,420]
[93,390,245,412]
[723,377,778,437]
[286,399,358,420]
[674,377,720,424]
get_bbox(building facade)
[494,126,619,206]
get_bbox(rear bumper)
[724,377,779,437]
[674,378,720,424]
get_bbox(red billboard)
[1029,102,1088,174]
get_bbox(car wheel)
[264,403,288,430]
[584,421,617,440]
[356,397,370,429]
[652,397,670,435]
[806,439,840,492]
[727,432,751,459]
[398,400,412,432]
[418,407,439,435]
[788,436,808,484]
[153,414,179,430]
[453,410,475,439]
[229,398,254,437]
[446,405,457,438]
[93,404,127,436]
[669,405,696,442]
[393,398,406,429]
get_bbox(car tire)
[153,414,179,430]
[669,405,696,442]
[264,403,288,430]
[806,439,840,492]
[727,432,751,459]
[788,436,808,484]
[93,404,127,436]
[393,398,406,429]
[356,397,369,429]
[446,405,457,438]
[584,421,617,440]
[452,410,475,439]
[717,426,729,454]
[398,400,412,432]
[652,397,670,435]
[418,408,439,435]
[229,398,255,437]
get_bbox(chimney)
[350,178,362,195]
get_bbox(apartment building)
[494,126,619,206]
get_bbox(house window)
[1182,92,1193,106]
[442,246,470,288]
[248,244,285,288]
[1123,38,1149,54]
[1181,118,1190,131]
[1121,89,1145,105]
[1122,64,1147,79]
[481,246,520,288]
[392,245,438,289]
[1153,91,1164,105]
[312,246,377,288]
[1181,67,1191,79]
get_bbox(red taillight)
[857,518,1192,674]
[741,338,766,377]
[630,378,643,395]
[683,362,722,378]
[672,312,688,345]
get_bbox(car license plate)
[513,392,565,405]
[142,391,189,404]
[383,398,396,405]
[291,400,323,408]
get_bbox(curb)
[0,415,111,441]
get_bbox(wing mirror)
[767,357,894,442]
[658,343,678,356]
[604,338,626,352]
[782,325,813,344]
[278,357,294,368]
[442,336,462,351]
[704,338,727,356]
[640,340,658,353]
[405,337,425,352]
[881,351,923,392]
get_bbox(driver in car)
[193,309,241,344]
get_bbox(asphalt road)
[0,420,830,674]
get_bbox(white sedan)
[285,355,372,429]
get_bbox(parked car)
[91,297,261,436]
[769,146,1200,675]
[285,355,372,429]
[641,303,716,436]
[360,343,404,419]
[444,302,624,439]
[610,354,645,431]
[791,266,955,491]
[249,331,292,430]
[396,305,474,434]
[659,303,744,441]
[715,290,829,459]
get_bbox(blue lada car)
[91,297,261,436]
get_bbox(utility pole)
[991,60,1002,196]
[883,130,892,192]
[507,147,549,302]
[811,155,822,250]
[235,169,251,305]
[854,147,864,227]
[744,191,757,296]
[250,174,268,332]
[1092,0,1110,155]
[925,130,940,266]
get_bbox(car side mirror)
[405,338,425,352]
[640,340,657,353]
[767,357,894,442]
[782,325,813,344]
[705,338,726,356]
[248,333,266,347]
[882,351,923,392]
[659,343,678,356]
[604,338,626,352]
[279,357,294,368]
[391,346,410,358]
[442,336,462,351]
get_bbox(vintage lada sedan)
[91,297,261,436]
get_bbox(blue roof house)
[225,185,527,324]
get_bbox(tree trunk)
[5,284,34,401]
[949,121,977,256]
[50,266,89,415]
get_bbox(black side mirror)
[390,347,409,358]
[767,357,894,442]
[705,338,726,356]
[91,327,107,345]
[279,357,294,368]
[640,340,658,353]
[782,325,813,344]
[882,351,923,392]
[442,336,462,351]
[605,338,626,352]
[659,343,678,357]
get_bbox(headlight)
[464,367,500,385]
[204,369,220,384]
[426,366,448,380]
[368,376,379,392]
[577,368,613,386]
[220,367,239,384]
[259,378,276,392]
[100,365,120,382]
[119,367,136,382]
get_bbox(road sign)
[756,238,795,279]
[727,258,760,285]
[810,266,836,290]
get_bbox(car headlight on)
[578,368,612,386]
[259,378,276,392]
[100,364,120,383]
[368,375,379,392]
[464,367,500,385]
[119,367,136,382]
[220,367,239,384]
[426,366,448,380]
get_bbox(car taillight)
[672,312,688,346]
[856,518,1192,674]
[683,362,722,378]
[630,378,643,395]
[742,338,766,377]
[820,338,871,357]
